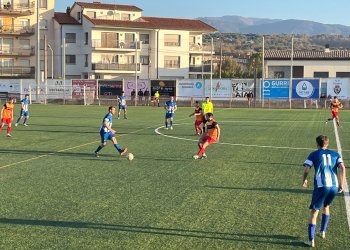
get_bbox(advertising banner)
[177,80,204,99]
[151,80,176,97]
[124,79,150,98]
[232,79,254,98]
[261,79,289,99]
[327,78,349,99]
[98,80,123,97]
[72,79,97,99]
[45,79,72,99]
[0,80,20,94]
[292,79,320,99]
[204,79,231,99]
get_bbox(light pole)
[47,44,53,79]
[219,36,222,79]
[210,37,213,99]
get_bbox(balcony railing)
[92,63,140,71]
[0,66,35,78]
[0,46,35,57]
[91,40,141,50]
[0,1,35,15]
[189,44,212,52]
[0,25,35,35]
[189,64,212,72]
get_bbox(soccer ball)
[127,153,134,161]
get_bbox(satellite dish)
[107,11,114,16]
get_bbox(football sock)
[0,126,2,131]
[320,214,330,232]
[170,121,173,127]
[95,146,103,153]
[23,118,28,124]
[165,121,168,128]
[7,126,11,134]
[197,147,205,157]
[114,143,123,153]
[308,224,316,241]
[16,117,21,123]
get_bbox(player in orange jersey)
[193,112,220,159]
[0,97,15,137]
[326,96,342,127]
[189,101,203,135]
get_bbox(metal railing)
[0,1,35,15]
[189,44,212,52]
[92,63,140,71]
[0,25,34,35]
[0,46,34,56]
[0,66,35,78]
[91,40,141,49]
[189,64,211,72]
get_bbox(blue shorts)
[309,187,338,210]
[165,113,174,119]
[20,110,29,116]
[100,131,115,143]
[119,105,126,110]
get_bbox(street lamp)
[47,44,53,79]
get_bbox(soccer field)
[0,105,349,249]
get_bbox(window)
[125,55,134,64]
[314,72,329,78]
[124,33,135,44]
[273,71,285,78]
[140,34,149,45]
[164,56,180,68]
[121,13,130,20]
[0,59,14,66]
[85,54,88,67]
[66,33,76,43]
[19,39,30,49]
[85,32,89,45]
[66,55,76,65]
[336,72,350,77]
[39,19,48,30]
[0,38,13,53]
[19,59,30,67]
[77,12,81,21]
[140,56,149,65]
[40,60,44,71]
[19,19,30,28]
[101,32,118,48]
[86,11,96,19]
[101,54,118,64]
[164,34,180,46]
[40,0,47,8]
[19,0,30,8]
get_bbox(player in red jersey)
[0,97,14,137]
[193,113,220,159]
[189,101,203,135]
[326,96,342,127]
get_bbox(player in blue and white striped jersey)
[164,96,177,130]
[94,106,128,157]
[302,135,346,247]
[15,94,30,127]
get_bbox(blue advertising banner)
[292,79,319,99]
[261,79,289,99]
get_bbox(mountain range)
[197,16,350,35]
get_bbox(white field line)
[332,119,350,231]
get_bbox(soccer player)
[189,101,203,135]
[15,94,30,127]
[154,90,160,107]
[193,113,220,159]
[201,97,214,133]
[94,106,128,157]
[164,96,177,130]
[326,96,342,126]
[0,97,15,137]
[302,135,346,247]
[117,91,127,119]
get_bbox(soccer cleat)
[117,117,120,119]
[201,154,207,159]
[320,231,325,239]
[23,124,28,126]
[94,151,99,158]
[325,121,328,124]
[7,133,11,137]
[170,126,173,130]
[165,127,168,130]
[120,148,128,156]
[193,155,199,159]
[304,240,315,247]
[15,123,18,127]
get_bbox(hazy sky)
[56,0,350,26]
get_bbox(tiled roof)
[84,16,216,32]
[54,12,80,25]
[265,50,350,60]
[75,1,143,12]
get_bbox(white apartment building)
[53,1,216,80]
[0,0,54,78]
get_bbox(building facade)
[53,1,216,80]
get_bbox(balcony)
[91,40,141,51]
[189,64,212,73]
[92,63,140,72]
[0,1,35,16]
[0,66,35,78]
[0,25,35,36]
[189,44,213,54]
[0,46,35,57]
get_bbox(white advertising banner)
[327,78,349,99]
[204,79,231,99]
[45,80,72,99]
[124,79,150,99]
[0,79,21,93]
[177,80,204,99]
[232,79,254,98]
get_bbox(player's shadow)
[16,129,96,134]
[27,123,99,129]
[0,149,105,158]
[235,160,301,167]
[0,218,303,247]
[204,185,313,194]
[134,155,189,162]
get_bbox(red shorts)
[332,111,338,118]
[195,120,202,127]
[1,118,12,124]
[200,135,216,145]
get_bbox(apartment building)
[0,0,54,78]
[53,1,216,80]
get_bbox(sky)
[56,0,350,26]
